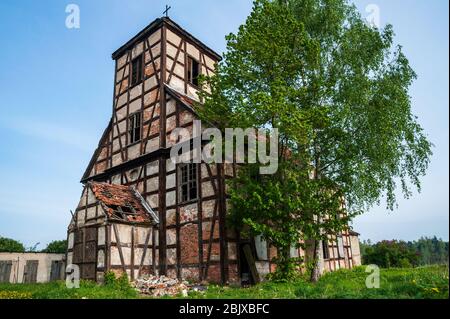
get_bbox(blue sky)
[0,0,447,249]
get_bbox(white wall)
[0,253,65,283]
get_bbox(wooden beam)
[243,244,260,284]
[113,224,127,273]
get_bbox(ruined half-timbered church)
[66,17,361,285]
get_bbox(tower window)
[179,163,198,202]
[131,55,143,86]
[129,112,141,144]
[187,57,200,86]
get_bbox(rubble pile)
[132,275,192,297]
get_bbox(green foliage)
[409,236,449,266]
[0,280,138,299]
[116,272,131,291]
[182,265,448,299]
[198,0,432,281]
[41,240,67,254]
[361,237,449,267]
[0,236,25,253]
[363,240,420,268]
[104,271,117,286]
[0,267,447,299]
[103,271,132,291]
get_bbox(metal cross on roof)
[163,5,171,17]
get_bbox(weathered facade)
[67,17,360,285]
[0,253,65,284]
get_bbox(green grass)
[184,265,449,299]
[0,265,447,299]
[0,280,138,299]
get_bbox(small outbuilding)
[67,182,159,282]
[0,253,65,283]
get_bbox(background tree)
[0,236,25,253]
[363,240,419,268]
[41,240,67,254]
[361,237,449,267]
[199,0,432,281]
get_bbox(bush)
[363,240,420,268]
[104,271,117,286]
[41,240,67,254]
[0,236,25,253]
[104,271,132,291]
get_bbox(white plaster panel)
[98,226,106,246]
[148,30,161,47]
[169,75,185,92]
[97,249,105,268]
[68,233,74,249]
[132,42,144,60]
[130,83,143,101]
[166,173,176,189]
[166,191,176,207]
[128,144,141,161]
[146,161,159,175]
[146,176,159,193]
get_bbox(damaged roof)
[89,182,159,225]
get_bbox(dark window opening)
[187,57,200,86]
[179,163,198,202]
[239,243,256,287]
[109,204,137,220]
[322,240,330,260]
[131,55,143,86]
[129,112,142,144]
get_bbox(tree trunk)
[310,239,322,283]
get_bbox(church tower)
[67,17,242,285]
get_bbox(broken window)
[187,56,200,86]
[322,240,330,259]
[131,55,143,86]
[129,112,142,144]
[179,163,198,202]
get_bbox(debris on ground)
[132,275,206,297]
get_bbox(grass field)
[0,265,447,299]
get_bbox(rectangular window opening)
[179,163,198,203]
[129,112,142,144]
[187,57,200,86]
[131,55,143,87]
